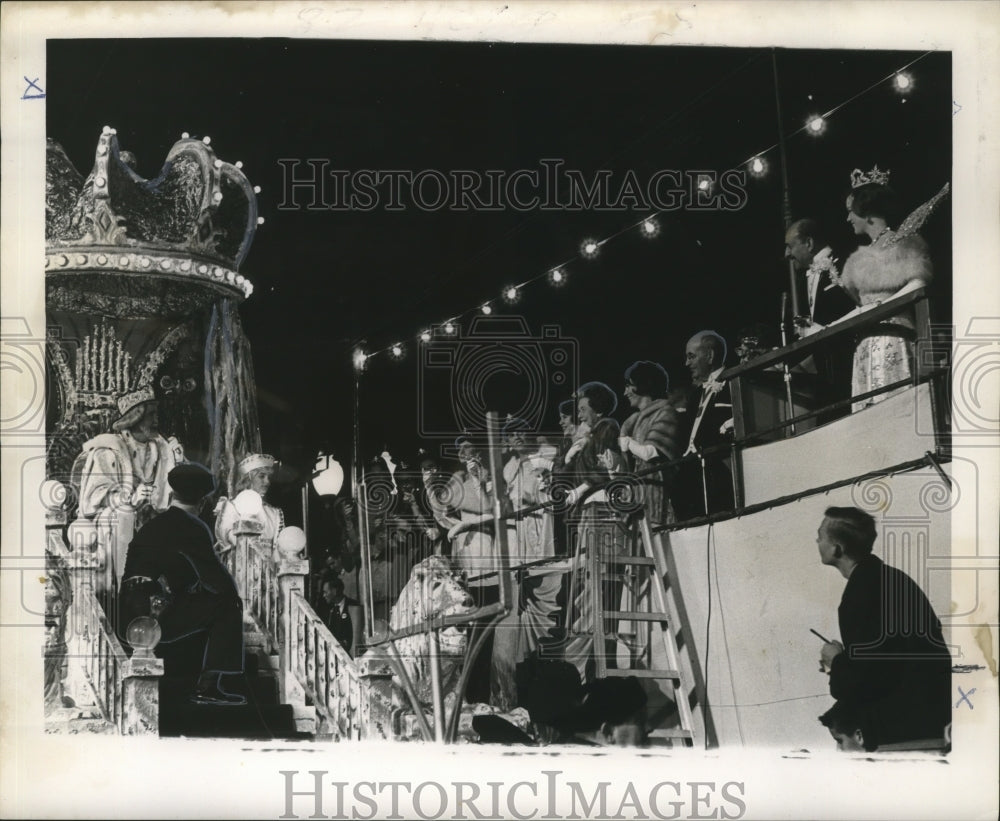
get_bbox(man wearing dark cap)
[120,462,246,705]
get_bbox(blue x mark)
[22,76,45,100]
[956,686,975,710]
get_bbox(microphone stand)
[780,292,796,436]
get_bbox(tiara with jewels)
[238,454,276,475]
[850,165,891,188]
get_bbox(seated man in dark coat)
[120,462,246,706]
[816,506,951,749]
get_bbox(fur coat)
[840,233,933,306]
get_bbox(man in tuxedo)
[317,576,361,657]
[120,462,246,706]
[784,219,857,419]
[673,331,735,520]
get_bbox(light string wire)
[358,51,933,364]
[351,52,770,359]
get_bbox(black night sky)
[46,39,952,488]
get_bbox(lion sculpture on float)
[367,555,476,707]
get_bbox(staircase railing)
[221,530,393,740]
[221,534,280,652]
[47,495,162,735]
[286,590,393,740]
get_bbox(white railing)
[220,531,392,740]
[286,590,393,740]
[222,535,279,652]
[48,506,162,735]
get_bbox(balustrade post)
[63,517,102,709]
[357,653,393,740]
[276,547,309,706]
[44,498,74,714]
[119,651,163,735]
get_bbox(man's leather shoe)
[189,685,246,706]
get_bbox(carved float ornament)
[45,127,261,316]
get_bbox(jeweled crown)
[116,384,156,416]
[46,126,261,310]
[850,165,891,188]
[238,453,276,475]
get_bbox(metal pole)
[352,371,361,502]
[780,292,797,435]
[357,481,376,641]
[485,411,513,611]
[427,628,446,742]
[771,49,801,317]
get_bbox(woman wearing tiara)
[838,167,949,412]
[214,453,285,561]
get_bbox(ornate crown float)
[46,127,261,317]
[45,126,265,492]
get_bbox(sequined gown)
[840,232,933,412]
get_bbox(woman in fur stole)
[618,360,681,527]
[839,173,948,412]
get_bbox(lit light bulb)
[806,115,826,135]
[352,347,368,372]
[894,72,912,91]
[640,218,660,239]
[444,322,456,335]
[502,286,520,304]
[580,239,600,259]
[419,330,432,343]
[698,178,710,191]
[481,303,493,315]
[748,156,767,178]
[548,267,568,285]
[390,344,404,359]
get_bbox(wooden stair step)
[648,727,695,740]
[605,610,671,622]
[602,667,681,680]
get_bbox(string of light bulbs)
[354,51,934,369]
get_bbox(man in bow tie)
[784,219,856,335]
[673,331,735,521]
[784,219,856,420]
